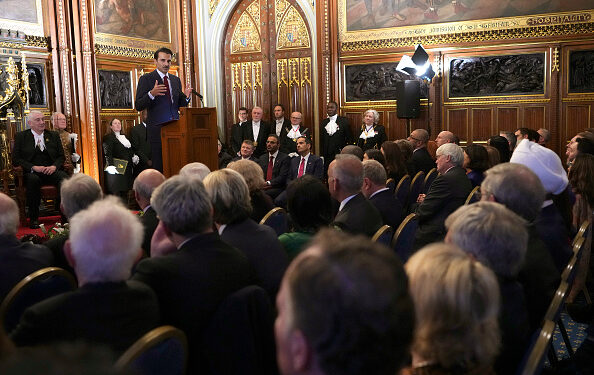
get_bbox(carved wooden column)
[430,52,442,137]
[180,0,196,96]
[550,44,561,154]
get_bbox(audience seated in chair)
[132,175,254,373]
[329,154,382,237]
[12,111,69,228]
[45,174,103,276]
[0,192,52,304]
[203,168,287,300]
[178,162,210,180]
[445,201,533,375]
[133,169,166,257]
[404,243,500,375]
[362,159,404,229]
[11,197,160,354]
[275,229,414,375]
[227,160,275,223]
[279,175,333,260]
[258,134,290,200]
[407,129,436,174]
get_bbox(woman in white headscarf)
[103,118,139,200]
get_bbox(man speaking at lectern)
[135,47,192,172]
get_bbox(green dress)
[278,232,314,261]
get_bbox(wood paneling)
[565,104,591,140]
[524,106,546,129]
[446,109,468,142]
[497,107,520,133]
[471,108,493,142]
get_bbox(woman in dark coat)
[356,109,387,151]
[103,118,136,200]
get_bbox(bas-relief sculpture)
[449,54,545,98]
[569,50,594,93]
[95,0,170,42]
[345,62,428,102]
[27,64,45,107]
[98,70,132,109]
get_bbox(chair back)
[573,219,590,246]
[561,252,579,286]
[386,178,396,193]
[259,207,288,236]
[199,285,277,375]
[392,213,418,262]
[518,320,555,375]
[115,325,187,375]
[464,185,480,205]
[395,175,410,205]
[372,225,393,247]
[544,281,570,323]
[0,267,76,333]
[407,171,425,210]
[422,168,437,194]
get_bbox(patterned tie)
[266,155,274,181]
[36,138,44,151]
[297,157,305,178]
[163,75,172,103]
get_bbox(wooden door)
[223,0,313,142]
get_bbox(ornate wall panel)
[446,108,468,142]
[564,105,591,138]
[471,108,493,142]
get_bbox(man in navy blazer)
[258,134,290,199]
[362,159,404,229]
[135,47,192,172]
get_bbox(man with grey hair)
[243,106,271,157]
[133,169,166,256]
[11,197,159,354]
[445,201,530,375]
[480,163,560,332]
[329,154,382,237]
[45,173,103,274]
[362,159,404,229]
[413,143,472,249]
[12,111,68,228]
[132,175,252,371]
[408,128,435,174]
[178,162,211,180]
[0,192,52,303]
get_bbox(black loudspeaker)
[396,80,420,119]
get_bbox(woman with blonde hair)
[403,243,500,375]
[356,109,386,151]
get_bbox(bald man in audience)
[435,130,455,147]
[408,128,435,173]
[45,174,103,275]
[275,229,414,375]
[11,197,159,354]
[0,193,52,303]
[362,160,404,229]
[329,154,382,237]
[179,162,211,180]
[445,201,530,375]
[133,169,166,257]
[132,175,253,372]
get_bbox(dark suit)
[414,166,472,249]
[218,151,233,169]
[129,122,152,176]
[140,206,159,257]
[230,121,247,156]
[369,189,405,229]
[11,280,160,355]
[280,125,308,155]
[132,232,254,371]
[287,153,324,182]
[258,151,290,198]
[232,155,258,162]
[356,124,386,151]
[45,234,75,277]
[0,235,53,303]
[12,129,68,221]
[135,70,189,172]
[333,193,383,237]
[411,147,436,174]
[272,118,290,140]
[321,116,352,175]
[103,132,134,195]
[242,121,271,158]
[221,219,288,299]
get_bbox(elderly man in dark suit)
[362,159,404,229]
[12,111,68,228]
[408,128,436,174]
[321,101,352,176]
[133,169,166,257]
[414,143,472,249]
[0,192,52,303]
[135,47,192,172]
[329,154,383,237]
[129,109,152,176]
[259,134,290,199]
[11,197,160,354]
[280,111,309,155]
[132,175,253,372]
[242,106,271,158]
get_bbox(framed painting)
[93,0,173,57]
[98,69,133,109]
[0,0,44,36]
[338,0,594,45]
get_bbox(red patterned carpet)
[16,215,62,240]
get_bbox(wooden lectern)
[161,107,218,177]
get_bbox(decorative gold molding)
[562,96,594,102]
[552,47,560,72]
[25,35,49,48]
[341,22,594,52]
[209,0,220,19]
[276,5,310,50]
[444,98,551,106]
[94,44,155,59]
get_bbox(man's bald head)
[133,169,166,209]
[435,131,455,147]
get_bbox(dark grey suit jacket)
[369,189,404,230]
[258,151,290,189]
[411,147,436,174]
[287,153,324,182]
[333,193,383,237]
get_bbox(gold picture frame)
[0,0,44,37]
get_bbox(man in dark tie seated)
[0,192,52,304]
[407,128,436,174]
[129,109,152,177]
[132,175,253,371]
[274,229,414,375]
[259,134,290,199]
[362,159,404,229]
[329,154,383,237]
[232,139,258,162]
[11,197,160,354]
[133,169,166,257]
[12,111,69,228]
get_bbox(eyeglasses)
[408,136,421,142]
